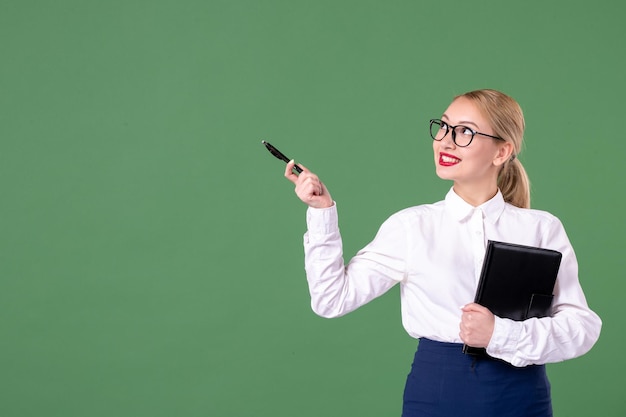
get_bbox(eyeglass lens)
[430,120,475,147]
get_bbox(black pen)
[261,140,303,173]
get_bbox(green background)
[1,1,624,416]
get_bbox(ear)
[493,142,514,167]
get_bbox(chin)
[435,167,455,181]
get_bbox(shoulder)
[395,200,444,216]
[504,203,562,224]
[502,204,568,242]
[367,202,444,242]
[384,200,445,226]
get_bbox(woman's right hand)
[284,160,333,209]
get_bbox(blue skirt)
[402,339,552,417]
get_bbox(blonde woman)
[284,89,601,417]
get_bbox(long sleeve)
[299,189,602,365]
[303,203,405,318]
[486,218,602,367]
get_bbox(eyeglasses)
[429,119,504,147]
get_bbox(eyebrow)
[441,114,480,129]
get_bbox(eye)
[439,121,449,131]
[460,126,474,136]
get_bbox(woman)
[283,89,601,416]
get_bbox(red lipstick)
[439,152,461,167]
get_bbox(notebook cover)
[463,240,562,356]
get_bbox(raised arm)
[284,160,402,318]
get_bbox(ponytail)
[457,89,530,209]
[498,158,530,209]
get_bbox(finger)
[294,161,310,173]
[294,175,320,199]
[461,303,488,313]
[284,160,299,183]
[310,178,324,196]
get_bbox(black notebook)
[463,240,562,356]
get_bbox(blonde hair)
[457,89,531,209]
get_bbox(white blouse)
[302,188,601,367]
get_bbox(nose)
[440,128,456,148]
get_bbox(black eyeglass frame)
[429,119,505,147]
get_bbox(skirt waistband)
[415,337,543,370]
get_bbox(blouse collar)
[444,187,506,224]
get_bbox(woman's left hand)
[459,303,495,348]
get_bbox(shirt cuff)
[486,316,523,360]
[306,202,339,236]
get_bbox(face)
[433,97,511,190]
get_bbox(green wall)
[1,1,624,416]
